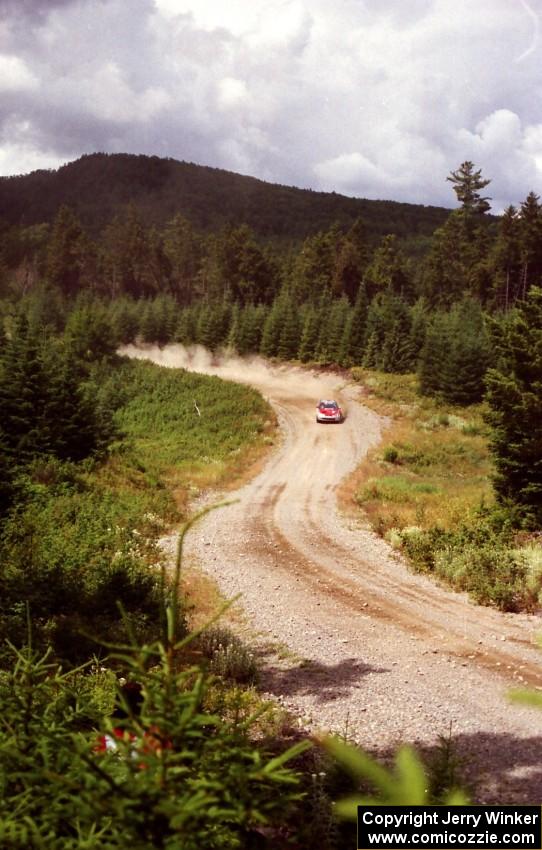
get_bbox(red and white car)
[316,399,344,423]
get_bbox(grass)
[346,368,542,611]
[95,357,276,520]
[346,367,493,537]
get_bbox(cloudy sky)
[1,0,542,210]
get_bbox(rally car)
[316,399,344,423]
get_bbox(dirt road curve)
[123,344,542,802]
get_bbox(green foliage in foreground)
[324,737,468,819]
[0,637,308,850]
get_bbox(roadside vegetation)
[348,367,541,612]
[0,309,275,665]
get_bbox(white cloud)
[217,77,249,110]
[0,140,64,176]
[0,54,38,91]
[1,0,542,209]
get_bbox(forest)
[0,155,541,846]
[0,151,451,242]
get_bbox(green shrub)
[197,626,260,685]
[383,446,399,464]
[0,638,307,850]
[398,514,532,611]
[434,543,526,611]
[0,483,169,665]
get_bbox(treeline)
[0,151,450,241]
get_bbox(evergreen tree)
[140,300,161,344]
[260,290,290,357]
[0,314,52,461]
[163,214,202,303]
[175,305,199,345]
[277,296,302,360]
[236,304,267,354]
[518,192,542,300]
[362,293,413,372]
[290,226,339,303]
[418,300,490,403]
[441,300,490,404]
[299,305,320,362]
[101,206,160,297]
[407,297,428,367]
[363,235,412,301]
[489,206,521,310]
[226,303,241,351]
[418,312,452,397]
[421,210,490,307]
[339,284,367,366]
[21,283,66,334]
[207,225,277,305]
[110,297,140,344]
[64,297,117,364]
[45,206,89,295]
[316,296,350,363]
[196,302,231,350]
[331,218,369,301]
[0,315,114,465]
[485,287,542,526]
[446,161,491,218]
[44,347,116,460]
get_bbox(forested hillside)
[0,152,451,243]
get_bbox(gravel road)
[123,344,542,803]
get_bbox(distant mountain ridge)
[0,152,452,243]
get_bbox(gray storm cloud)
[1,0,542,209]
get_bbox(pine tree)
[485,287,542,526]
[447,161,491,218]
[363,235,412,302]
[261,291,289,357]
[361,293,413,373]
[0,315,114,466]
[64,298,117,363]
[110,297,140,345]
[277,296,302,360]
[418,313,452,397]
[290,227,339,303]
[441,301,490,404]
[0,314,52,461]
[163,214,202,303]
[299,306,320,362]
[418,300,490,403]
[45,206,88,295]
[339,284,367,366]
[408,297,428,365]
[237,304,267,354]
[226,303,241,351]
[489,206,521,310]
[518,192,542,300]
[101,206,160,297]
[331,218,368,302]
[316,296,350,363]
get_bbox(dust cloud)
[119,343,344,404]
